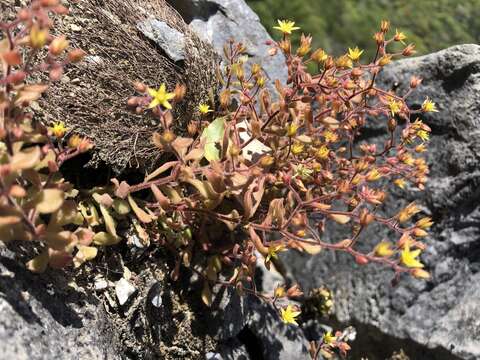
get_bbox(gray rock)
[245,300,311,360]
[114,278,137,306]
[284,45,480,360]
[137,19,186,62]
[0,249,121,360]
[210,339,251,360]
[168,0,288,92]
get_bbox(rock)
[284,45,480,360]
[245,300,311,360]
[114,278,137,306]
[137,19,186,62]
[0,249,121,360]
[168,0,288,92]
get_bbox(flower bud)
[359,208,375,226]
[355,255,369,265]
[402,44,416,57]
[67,49,86,63]
[49,36,69,55]
[388,118,397,132]
[134,81,147,93]
[412,268,430,279]
[412,228,428,237]
[30,26,48,49]
[162,130,176,144]
[410,76,422,88]
[373,32,384,45]
[279,39,291,53]
[380,20,390,33]
[378,55,392,66]
[311,48,328,63]
[259,155,275,168]
[174,84,187,102]
[187,122,198,136]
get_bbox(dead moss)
[1,0,219,173]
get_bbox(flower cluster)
[119,18,435,353]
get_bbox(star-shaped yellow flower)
[51,121,67,138]
[198,103,213,114]
[388,98,402,116]
[273,20,300,35]
[266,244,286,263]
[280,304,301,325]
[416,129,430,141]
[347,47,364,61]
[394,178,406,189]
[395,29,407,44]
[421,98,438,113]
[374,241,395,257]
[323,331,337,344]
[400,244,424,268]
[147,84,175,109]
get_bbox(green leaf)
[26,249,49,273]
[127,195,153,223]
[93,231,121,246]
[34,189,64,214]
[73,245,98,268]
[10,146,41,172]
[99,204,117,238]
[201,117,225,162]
[112,199,131,215]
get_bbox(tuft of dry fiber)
[1,0,220,173]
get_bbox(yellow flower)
[336,54,353,69]
[286,123,299,137]
[394,29,407,44]
[198,103,213,114]
[378,54,393,66]
[316,145,330,160]
[30,25,48,49]
[400,244,424,268]
[51,121,67,138]
[366,168,382,182]
[274,286,286,298]
[347,47,364,61]
[266,244,286,263]
[394,178,406,189]
[421,98,438,113]
[68,134,82,148]
[374,241,395,257]
[397,202,420,223]
[323,130,338,143]
[147,84,175,109]
[273,20,300,35]
[311,48,328,63]
[256,77,266,87]
[416,217,433,229]
[323,331,336,344]
[280,304,301,325]
[291,142,304,155]
[417,129,430,141]
[388,98,402,116]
